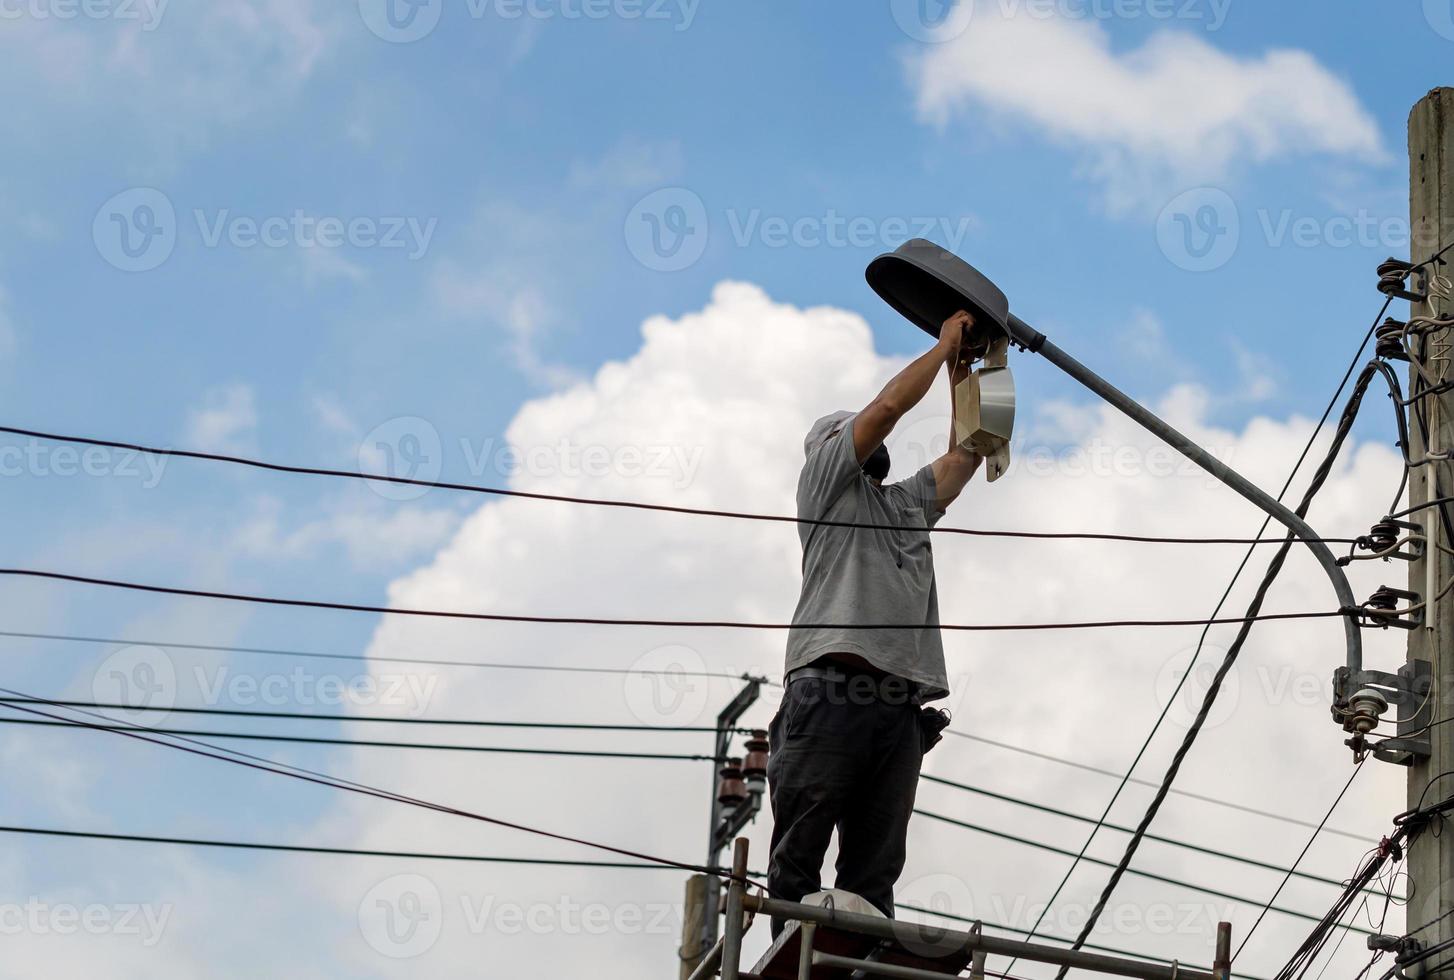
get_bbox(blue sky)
[0,2,1447,976]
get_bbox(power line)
[1011,298,1389,975]
[0,824,678,870]
[942,729,1374,843]
[0,567,1352,631]
[912,808,1371,935]
[0,627,766,683]
[0,697,738,733]
[918,775,1385,895]
[0,715,720,760]
[0,626,1379,843]
[1235,763,1367,962]
[0,424,1357,547]
[0,691,753,884]
[1047,341,1386,978]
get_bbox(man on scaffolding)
[767,309,982,933]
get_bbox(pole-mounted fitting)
[1380,257,1428,303]
[1377,317,1412,361]
[1339,519,1426,566]
[1333,658,1433,765]
[1358,585,1424,630]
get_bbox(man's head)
[806,411,891,484]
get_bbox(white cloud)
[277,281,1406,978]
[233,496,463,570]
[908,4,1384,210]
[183,384,258,454]
[5,283,1409,978]
[0,0,336,158]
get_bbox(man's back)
[785,410,949,701]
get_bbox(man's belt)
[787,665,925,705]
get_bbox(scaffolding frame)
[690,839,1234,980]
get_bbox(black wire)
[0,567,1350,631]
[0,689,758,884]
[0,697,739,733]
[1047,352,1384,980]
[0,715,723,760]
[942,729,1374,842]
[0,627,766,682]
[0,424,1358,546]
[0,625,1383,842]
[0,824,680,870]
[912,808,1372,935]
[1233,761,1366,960]
[919,774,1383,894]
[1387,496,1454,521]
[1011,300,1390,972]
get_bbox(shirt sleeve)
[886,464,944,528]
[797,413,863,520]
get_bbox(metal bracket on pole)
[1333,659,1433,765]
[699,679,763,965]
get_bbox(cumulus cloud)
[2,283,1407,978]
[907,4,1384,210]
[275,282,1406,978]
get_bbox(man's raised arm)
[852,310,972,463]
[930,344,984,512]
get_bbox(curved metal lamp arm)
[1005,315,1363,674]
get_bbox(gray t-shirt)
[784,411,949,701]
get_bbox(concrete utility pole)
[1407,86,1454,963]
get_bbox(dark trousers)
[766,669,924,935]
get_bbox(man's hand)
[938,310,973,358]
[852,310,976,464]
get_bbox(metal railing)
[695,838,1233,980]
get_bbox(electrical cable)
[0,624,1386,842]
[1232,761,1366,961]
[0,567,1352,631]
[0,424,1359,547]
[0,627,768,683]
[1008,299,1390,974]
[0,688,759,885]
[0,627,1383,845]
[918,775,1385,895]
[0,714,723,760]
[912,808,1370,934]
[941,729,1374,842]
[0,696,739,733]
[0,824,682,870]
[1042,338,1387,980]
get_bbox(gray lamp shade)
[866,239,1010,356]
